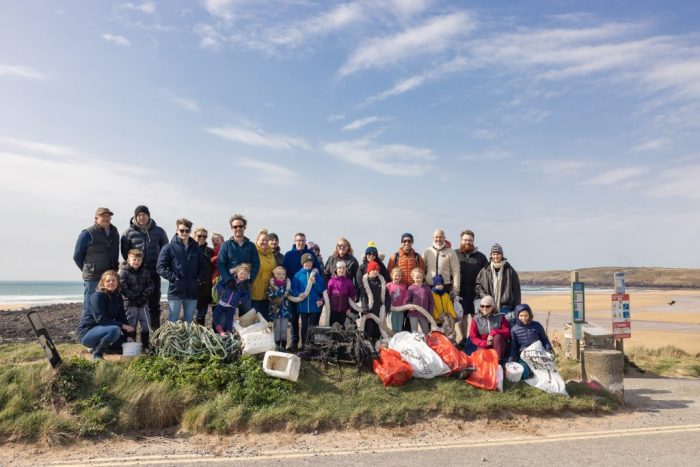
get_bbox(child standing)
[359,261,390,340]
[119,249,154,348]
[267,266,291,351]
[432,274,457,339]
[326,261,356,328]
[386,268,408,333]
[291,253,326,349]
[406,267,434,335]
[212,263,252,335]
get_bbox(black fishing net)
[298,323,377,372]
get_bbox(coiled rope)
[151,321,241,360]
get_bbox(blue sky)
[1,0,699,280]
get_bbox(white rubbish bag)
[388,331,450,379]
[453,297,463,320]
[520,341,569,397]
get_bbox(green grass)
[626,346,700,377]
[0,343,620,446]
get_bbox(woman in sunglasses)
[323,238,360,289]
[156,218,208,323]
[468,295,511,362]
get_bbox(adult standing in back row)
[218,214,260,288]
[455,229,488,343]
[120,205,168,330]
[476,243,521,326]
[423,229,460,296]
[387,232,426,287]
[74,207,120,309]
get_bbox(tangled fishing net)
[298,323,377,372]
[151,321,241,360]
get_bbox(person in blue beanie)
[508,303,553,379]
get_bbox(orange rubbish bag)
[425,331,471,374]
[373,348,413,386]
[465,348,499,391]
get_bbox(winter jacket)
[272,248,284,267]
[432,291,456,320]
[423,245,461,291]
[283,245,322,279]
[476,261,521,310]
[120,217,168,273]
[197,243,214,304]
[406,283,434,319]
[456,248,488,298]
[327,275,356,314]
[469,312,510,348]
[323,253,359,287]
[211,244,221,280]
[251,244,276,301]
[73,224,120,281]
[508,321,552,362]
[118,263,154,307]
[356,259,390,292]
[360,275,390,317]
[156,235,207,300]
[218,237,260,285]
[216,277,252,310]
[77,290,127,340]
[268,280,291,319]
[387,282,408,307]
[387,248,426,287]
[291,268,326,314]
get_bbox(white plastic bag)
[520,341,569,397]
[453,296,463,320]
[388,331,450,379]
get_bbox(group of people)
[73,205,547,364]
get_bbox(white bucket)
[263,351,301,382]
[505,362,524,382]
[122,342,143,357]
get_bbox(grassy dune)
[520,267,700,288]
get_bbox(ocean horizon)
[0,281,605,306]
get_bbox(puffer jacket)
[469,312,510,348]
[77,290,127,341]
[120,218,168,273]
[291,268,326,314]
[118,263,154,307]
[218,237,260,285]
[387,248,426,287]
[157,235,207,300]
[476,261,521,309]
[327,275,356,314]
[508,321,552,362]
[251,244,276,301]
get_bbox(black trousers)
[148,273,162,330]
[299,312,320,347]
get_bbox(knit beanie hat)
[367,261,380,274]
[490,243,504,255]
[335,260,347,271]
[134,205,150,217]
[432,274,446,295]
[401,232,414,242]
[301,253,314,265]
[365,246,378,257]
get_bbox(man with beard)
[423,229,460,296]
[455,229,488,344]
[120,205,169,330]
[387,232,426,287]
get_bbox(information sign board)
[572,282,585,323]
[611,293,631,338]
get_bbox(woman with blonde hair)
[77,270,134,360]
[251,229,276,320]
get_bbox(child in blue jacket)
[291,253,325,349]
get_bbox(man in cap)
[387,232,426,287]
[120,205,169,330]
[73,207,120,308]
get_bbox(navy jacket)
[217,237,260,285]
[77,290,127,340]
[157,236,208,300]
[120,217,168,273]
[282,245,321,279]
[508,321,553,362]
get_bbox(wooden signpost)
[612,272,631,352]
[570,271,585,361]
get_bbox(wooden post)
[571,271,581,361]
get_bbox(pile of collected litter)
[298,323,377,371]
[151,321,241,360]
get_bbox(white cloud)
[0,64,45,80]
[205,125,310,150]
[102,33,132,46]
[585,166,650,185]
[0,136,77,157]
[648,164,700,200]
[194,23,224,50]
[119,2,155,14]
[631,138,670,152]
[160,90,200,112]
[321,137,435,176]
[341,116,388,131]
[339,12,474,77]
[202,0,237,22]
[236,157,301,185]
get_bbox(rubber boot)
[140,332,150,351]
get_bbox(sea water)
[0,281,169,306]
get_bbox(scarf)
[490,260,507,310]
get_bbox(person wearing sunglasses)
[387,232,426,288]
[193,226,214,326]
[217,214,260,293]
[120,205,168,330]
[322,238,359,288]
[157,218,208,323]
[356,245,389,293]
[468,295,510,362]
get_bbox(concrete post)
[583,349,624,404]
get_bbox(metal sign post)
[570,271,585,361]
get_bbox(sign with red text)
[611,293,631,338]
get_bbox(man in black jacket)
[120,205,168,329]
[455,229,488,344]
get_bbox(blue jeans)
[83,280,98,308]
[168,299,197,323]
[80,325,122,357]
